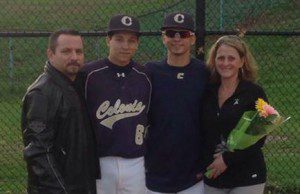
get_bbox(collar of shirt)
[105,57,133,73]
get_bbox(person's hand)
[206,153,227,179]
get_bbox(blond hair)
[206,35,258,83]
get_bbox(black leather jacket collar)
[45,61,76,91]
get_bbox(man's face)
[47,34,84,80]
[106,31,139,66]
[162,29,195,56]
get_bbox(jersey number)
[135,124,145,145]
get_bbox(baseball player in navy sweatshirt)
[145,12,209,194]
[83,14,151,194]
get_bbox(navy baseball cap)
[161,12,195,32]
[107,14,141,36]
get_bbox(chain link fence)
[0,0,299,193]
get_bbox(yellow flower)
[255,98,268,117]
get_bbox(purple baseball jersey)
[84,58,151,158]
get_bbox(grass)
[0,0,299,193]
[264,139,300,193]
[0,100,27,193]
[205,0,300,31]
[0,0,194,31]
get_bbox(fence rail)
[1,30,300,37]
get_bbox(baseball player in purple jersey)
[83,15,151,194]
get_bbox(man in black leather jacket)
[21,29,99,194]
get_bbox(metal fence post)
[95,37,101,60]
[195,0,205,60]
[8,37,14,91]
[220,0,224,31]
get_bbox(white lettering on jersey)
[96,99,145,129]
[177,73,184,79]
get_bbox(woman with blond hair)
[202,35,267,194]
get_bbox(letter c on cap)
[174,14,184,23]
[121,16,132,26]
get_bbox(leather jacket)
[21,62,99,194]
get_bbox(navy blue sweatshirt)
[145,58,209,192]
[83,58,151,158]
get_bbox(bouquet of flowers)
[205,98,290,178]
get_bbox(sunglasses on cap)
[162,30,195,38]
